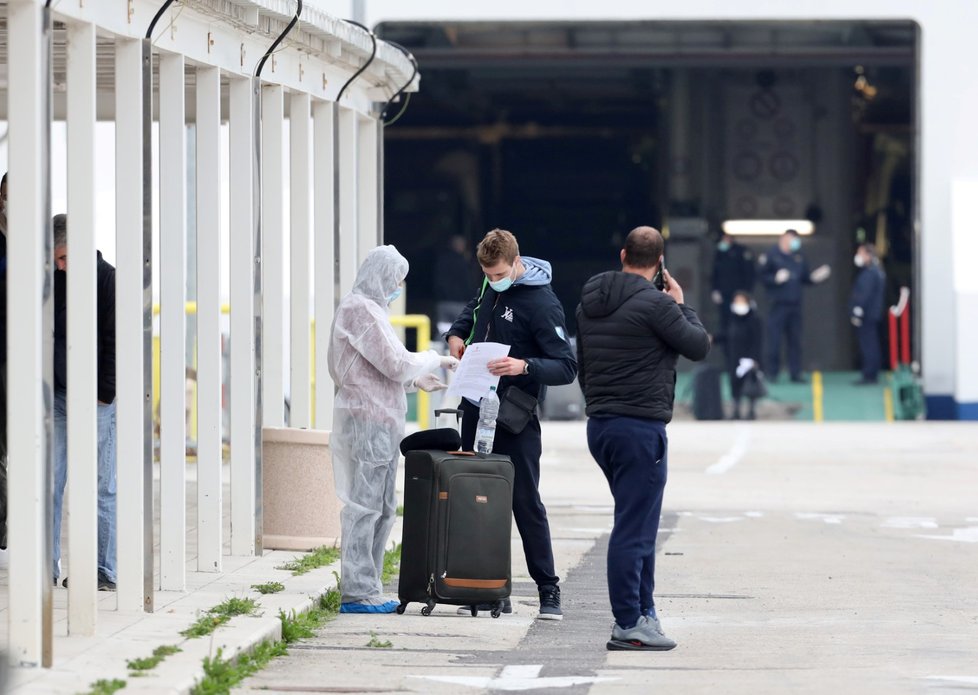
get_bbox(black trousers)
[460,399,559,589]
[766,302,803,379]
[857,321,882,381]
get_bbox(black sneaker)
[538,585,562,621]
[456,598,512,615]
[63,575,116,591]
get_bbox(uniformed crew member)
[848,243,886,385]
[758,229,830,383]
[710,231,756,352]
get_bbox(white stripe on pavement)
[706,427,752,475]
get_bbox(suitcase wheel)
[421,600,436,616]
[491,607,502,619]
[469,606,479,618]
[395,602,407,615]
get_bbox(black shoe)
[62,575,117,591]
[456,598,512,615]
[538,585,562,621]
[790,375,808,384]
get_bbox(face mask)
[731,303,750,316]
[387,287,402,305]
[488,266,515,293]
[717,241,731,252]
[854,254,865,268]
[789,238,802,253]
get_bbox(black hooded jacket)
[576,271,711,422]
[54,251,116,402]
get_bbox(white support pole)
[290,92,312,429]
[159,52,187,591]
[115,37,149,613]
[229,77,256,556]
[195,66,223,572]
[7,0,53,667]
[313,101,336,430]
[66,19,99,635]
[337,106,359,296]
[356,114,379,263]
[261,85,285,428]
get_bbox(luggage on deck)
[691,365,724,420]
[397,449,514,617]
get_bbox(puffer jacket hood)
[580,270,653,319]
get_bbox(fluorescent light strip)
[722,220,815,236]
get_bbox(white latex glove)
[736,358,755,379]
[413,373,447,392]
[810,264,831,283]
[775,268,791,285]
[440,355,460,371]
[851,316,863,327]
[711,290,723,305]
[852,306,864,318]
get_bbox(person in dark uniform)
[849,243,886,384]
[758,229,831,383]
[710,232,755,353]
[727,291,764,420]
[446,229,577,621]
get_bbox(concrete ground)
[236,421,978,695]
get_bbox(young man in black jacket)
[446,229,577,620]
[51,214,118,590]
[576,226,710,650]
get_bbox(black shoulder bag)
[496,386,538,435]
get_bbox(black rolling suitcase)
[691,365,724,420]
[397,450,514,618]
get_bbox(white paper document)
[445,342,511,401]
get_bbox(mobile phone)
[653,259,666,291]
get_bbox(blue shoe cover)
[340,600,400,614]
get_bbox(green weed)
[84,679,126,695]
[366,631,393,649]
[275,545,340,576]
[181,596,258,638]
[381,543,401,584]
[251,581,285,595]
[126,644,182,672]
[190,641,286,695]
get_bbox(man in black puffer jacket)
[576,226,710,652]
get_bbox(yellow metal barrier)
[388,314,432,430]
[152,305,433,433]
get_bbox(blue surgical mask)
[387,287,402,305]
[718,241,731,252]
[789,238,802,252]
[488,266,516,293]
[489,277,513,293]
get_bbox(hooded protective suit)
[328,245,441,604]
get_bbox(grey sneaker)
[607,615,677,651]
[537,585,562,621]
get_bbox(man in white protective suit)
[328,245,458,613]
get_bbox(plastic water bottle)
[475,386,500,454]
